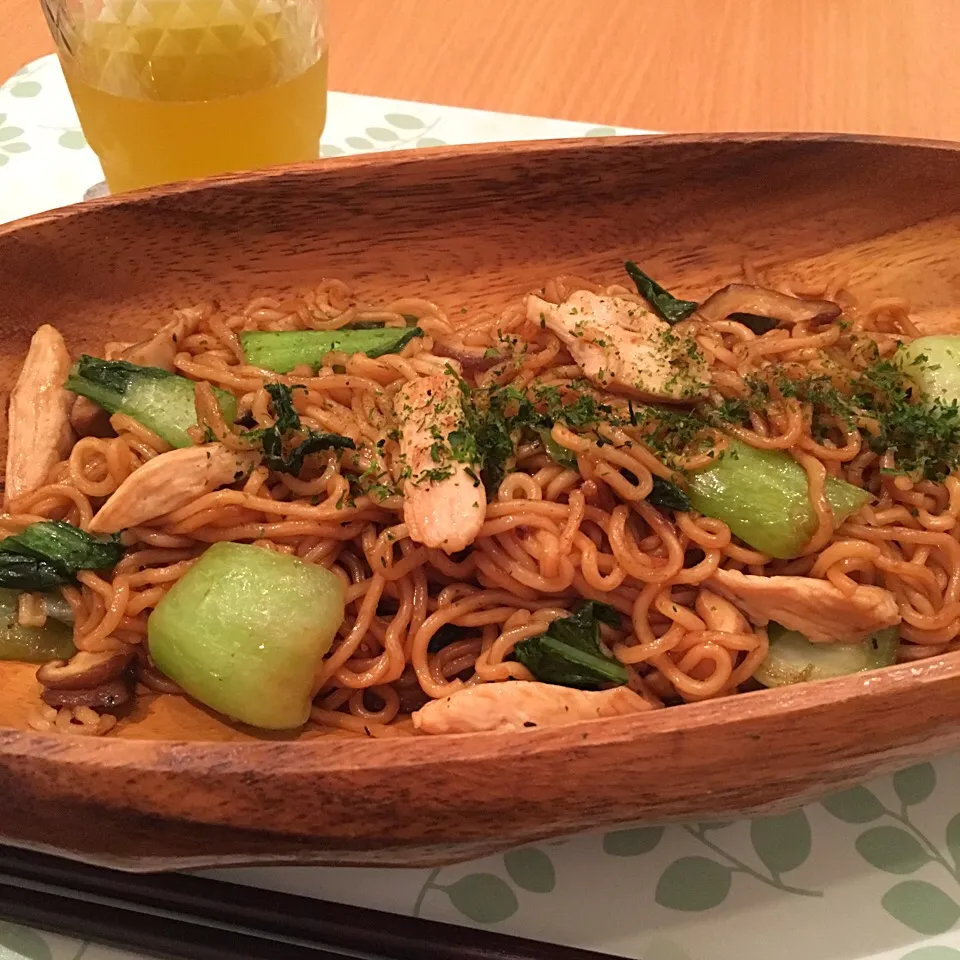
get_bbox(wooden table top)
[4,0,959,141]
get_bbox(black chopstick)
[0,845,620,960]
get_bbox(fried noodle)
[7,273,960,736]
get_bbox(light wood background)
[3,0,958,140]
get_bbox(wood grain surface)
[3,0,959,140]
[0,133,959,868]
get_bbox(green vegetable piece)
[0,521,123,590]
[647,476,692,512]
[2,520,123,574]
[0,588,75,663]
[755,624,898,688]
[262,429,355,475]
[66,356,238,449]
[513,601,628,689]
[624,261,698,324]
[349,315,420,330]
[240,327,425,374]
[0,554,72,591]
[537,427,577,468]
[258,383,355,475]
[897,336,960,404]
[148,542,345,730]
[688,441,870,559]
[264,382,303,433]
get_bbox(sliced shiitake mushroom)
[433,339,506,372]
[394,665,430,714]
[70,395,113,439]
[36,648,135,690]
[118,313,192,372]
[134,646,183,695]
[698,284,841,330]
[41,678,132,710]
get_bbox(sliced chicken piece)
[528,290,709,401]
[88,444,259,533]
[695,589,751,634]
[121,336,176,372]
[120,312,193,372]
[5,325,75,506]
[412,680,650,734]
[395,367,486,553]
[697,284,840,326]
[708,568,900,643]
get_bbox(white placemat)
[2,54,960,960]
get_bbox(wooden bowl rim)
[3,130,960,240]
[3,129,960,774]
[2,655,958,775]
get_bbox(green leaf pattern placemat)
[193,760,960,960]
[2,53,960,960]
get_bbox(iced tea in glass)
[41,0,328,192]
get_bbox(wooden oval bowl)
[2,133,960,871]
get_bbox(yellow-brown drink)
[55,0,328,192]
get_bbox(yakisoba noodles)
[4,261,960,738]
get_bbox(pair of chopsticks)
[0,845,618,960]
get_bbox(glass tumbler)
[41,0,328,193]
